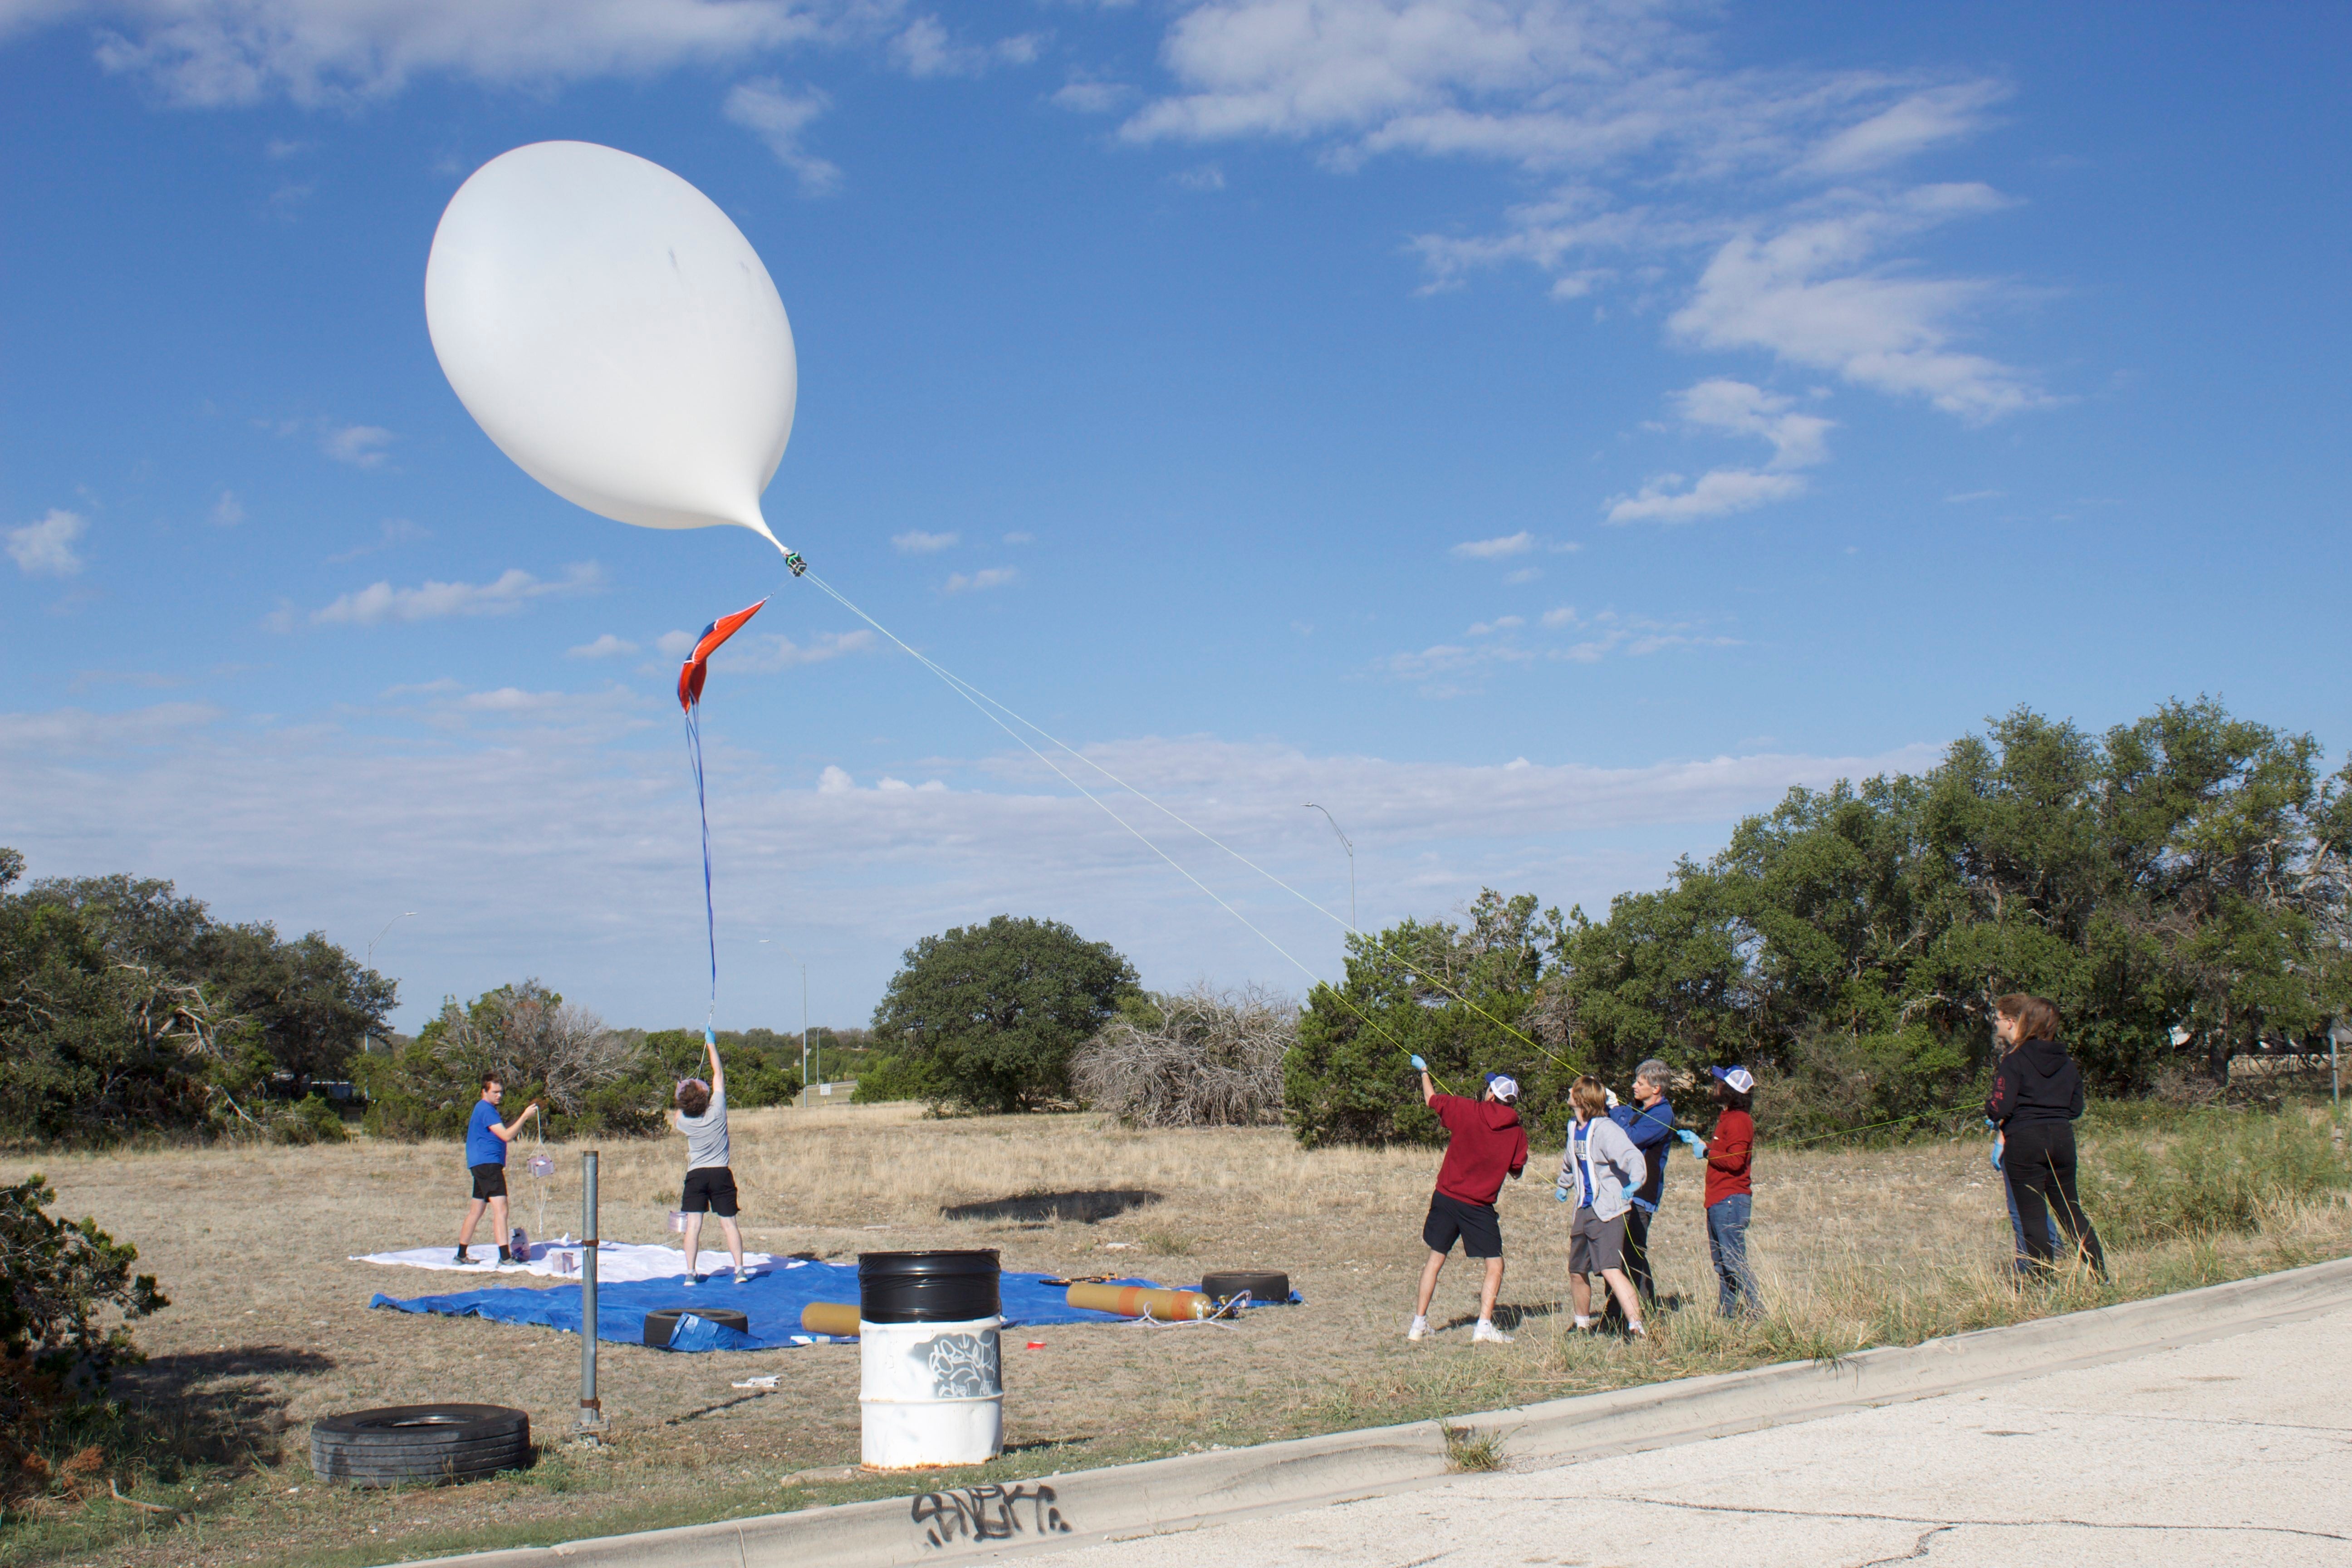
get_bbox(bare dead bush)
[1071,984,1294,1128]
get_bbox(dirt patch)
[6,1102,2343,1566]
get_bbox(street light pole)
[366,911,419,969]
[1303,804,1356,932]
[761,940,813,1103]
[362,912,418,1053]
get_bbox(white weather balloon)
[425,141,797,551]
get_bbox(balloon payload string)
[769,540,1466,1092]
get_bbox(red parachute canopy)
[677,599,766,711]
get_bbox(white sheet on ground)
[352,1237,788,1283]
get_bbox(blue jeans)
[2004,1166,2063,1274]
[1706,1194,1760,1318]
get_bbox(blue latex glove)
[1619,1181,1638,1202]
[1410,1054,1427,1072]
[1989,1142,2004,1173]
[1676,1129,1706,1151]
[1554,1184,1570,1203]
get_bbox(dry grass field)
[5,1101,2346,1567]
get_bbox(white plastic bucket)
[858,1315,1003,1469]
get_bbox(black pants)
[2003,1120,2105,1277]
[1595,1203,1656,1329]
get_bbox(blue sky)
[3,2,2347,1037]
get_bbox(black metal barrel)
[857,1250,1000,1324]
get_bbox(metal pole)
[802,963,813,1102]
[576,1149,607,1443]
[361,912,417,1052]
[1303,804,1356,932]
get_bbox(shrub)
[1073,985,1293,1127]
[2083,1106,2352,1247]
[0,1176,165,1495]
[851,1053,929,1104]
[871,916,1140,1113]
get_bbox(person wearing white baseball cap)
[1674,1066,1759,1317]
[1405,1060,1529,1345]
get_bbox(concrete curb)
[395,1255,2352,1568]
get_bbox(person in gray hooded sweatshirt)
[1984,993,2106,1278]
[1556,1074,1649,1336]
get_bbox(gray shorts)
[1569,1208,1627,1274]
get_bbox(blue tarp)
[369,1262,1220,1352]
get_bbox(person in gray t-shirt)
[670,1031,748,1285]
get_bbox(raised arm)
[705,1030,725,1096]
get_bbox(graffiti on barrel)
[921,1331,1001,1399]
[911,1483,1071,1548]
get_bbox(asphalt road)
[1050,1302,2352,1567]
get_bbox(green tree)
[870,916,1140,1113]
[1286,891,1567,1147]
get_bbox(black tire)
[311,1405,531,1487]
[1199,1270,1289,1305]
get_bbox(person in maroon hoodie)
[1674,1066,1759,1318]
[1406,1058,1529,1344]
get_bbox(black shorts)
[1422,1191,1502,1259]
[470,1164,508,1201]
[681,1166,739,1218]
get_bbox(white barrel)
[858,1315,1003,1469]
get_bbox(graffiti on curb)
[912,1483,1071,1548]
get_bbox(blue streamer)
[684,702,716,1021]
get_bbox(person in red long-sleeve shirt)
[1674,1066,1759,1318]
[1406,1059,1529,1345]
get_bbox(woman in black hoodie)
[1985,994,2106,1278]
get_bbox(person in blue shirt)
[456,1075,539,1265]
[1597,1059,1677,1325]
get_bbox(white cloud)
[1604,469,1805,525]
[888,15,1041,78]
[1119,5,2041,427]
[1601,378,1833,526]
[720,629,877,671]
[7,509,87,576]
[1673,379,1832,471]
[892,529,960,554]
[322,423,393,468]
[307,563,603,626]
[1054,75,1132,113]
[1450,530,1534,559]
[1002,530,1035,545]
[1944,489,2003,504]
[1669,186,2043,421]
[326,517,431,563]
[208,490,245,525]
[1466,615,1523,635]
[568,633,640,659]
[1504,566,1540,584]
[1171,162,1226,190]
[724,78,842,195]
[0,695,1944,1028]
[29,0,869,107]
[943,567,1017,594]
[1798,81,2010,176]
[655,629,697,657]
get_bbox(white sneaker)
[682,1271,699,1287]
[1473,1319,1513,1344]
[1406,1314,1429,1341]
[732,1268,750,1286]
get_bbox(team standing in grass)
[1406,992,2104,1340]
[446,995,2104,1334]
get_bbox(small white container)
[667,1210,689,1234]
[858,1316,1003,1469]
